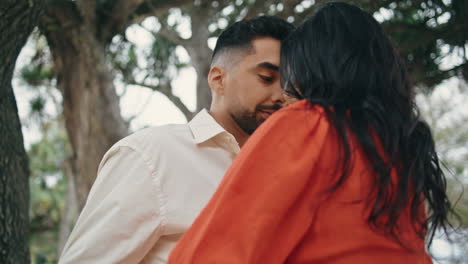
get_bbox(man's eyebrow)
[256,62,279,71]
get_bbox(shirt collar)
[188,109,227,144]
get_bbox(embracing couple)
[60,2,450,264]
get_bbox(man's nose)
[271,83,286,105]
[283,93,299,106]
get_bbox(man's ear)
[208,66,225,96]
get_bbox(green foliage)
[19,32,55,88]
[378,0,468,90]
[417,79,468,234]
[109,37,139,81]
[20,64,54,87]
[187,0,468,90]
[18,31,60,125]
[28,118,70,264]
[30,96,47,113]
[109,30,185,86]
[147,35,185,79]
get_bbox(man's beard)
[230,105,282,135]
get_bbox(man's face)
[223,37,285,135]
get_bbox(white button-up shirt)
[59,110,240,264]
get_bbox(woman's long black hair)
[280,2,453,247]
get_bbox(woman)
[169,2,452,263]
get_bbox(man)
[59,16,294,263]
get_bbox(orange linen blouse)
[169,100,432,264]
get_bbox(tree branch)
[97,0,193,43]
[210,0,232,13]
[134,0,194,18]
[245,0,272,19]
[128,80,194,120]
[40,0,82,55]
[158,24,189,45]
[138,22,188,46]
[277,0,303,19]
[381,21,445,51]
[42,0,81,27]
[125,91,154,124]
[76,0,96,30]
[99,0,145,42]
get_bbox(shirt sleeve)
[169,104,330,264]
[59,145,166,264]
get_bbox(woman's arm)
[169,102,330,264]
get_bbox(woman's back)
[284,101,431,263]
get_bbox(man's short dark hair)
[211,16,294,66]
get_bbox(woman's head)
[281,2,411,115]
[281,2,453,248]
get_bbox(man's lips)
[258,109,275,119]
[257,105,281,119]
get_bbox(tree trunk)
[42,3,128,209]
[0,1,44,263]
[187,9,213,112]
[191,48,213,112]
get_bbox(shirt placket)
[219,133,240,155]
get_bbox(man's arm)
[59,145,166,264]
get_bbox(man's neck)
[208,109,249,147]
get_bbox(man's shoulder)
[111,123,192,155]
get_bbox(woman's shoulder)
[270,99,325,122]
[254,99,327,138]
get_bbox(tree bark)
[41,2,129,210]
[186,6,213,112]
[0,0,44,263]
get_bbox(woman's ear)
[208,66,225,96]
